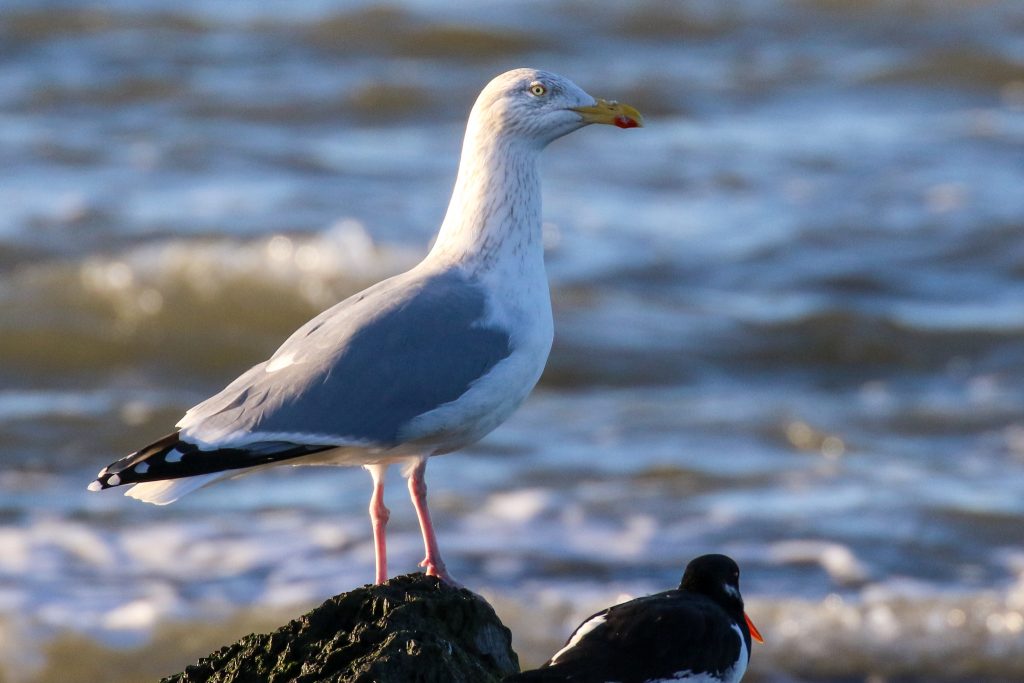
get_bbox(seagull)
[88,68,642,585]
[506,554,763,683]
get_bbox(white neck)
[426,120,544,278]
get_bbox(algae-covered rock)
[163,573,519,683]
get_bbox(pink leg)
[407,458,457,585]
[365,464,390,585]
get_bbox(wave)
[0,221,420,383]
[3,505,1023,683]
[5,222,1022,392]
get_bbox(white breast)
[401,260,552,452]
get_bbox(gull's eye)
[530,82,547,97]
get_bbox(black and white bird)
[87,68,642,585]
[507,554,763,683]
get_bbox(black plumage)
[507,554,761,683]
[90,431,331,490]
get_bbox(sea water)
[1,1,1023,680]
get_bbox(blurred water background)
[2,0,1024,681]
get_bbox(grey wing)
[177,268,513,447]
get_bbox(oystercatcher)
[507,554,763,682]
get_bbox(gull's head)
[468,68,643,149]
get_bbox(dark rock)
[162,573,520,683]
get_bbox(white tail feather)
[124,473,225,505]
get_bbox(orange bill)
[745,612,764,644]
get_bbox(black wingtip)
[90,431,183,491]
[88,469,129,491]
[89,430,334,492]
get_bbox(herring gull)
[89,68,642,585]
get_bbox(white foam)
[0,390,115,421]
[0,529,30,574]
[769,540,869,585]
[75,220,421,317]
[480,488,557,523]
[3,504,1024,683]
[33,518,117,570]
[102,599,160,631]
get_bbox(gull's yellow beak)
[572,98,644,129]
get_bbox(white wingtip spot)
[87,480,103,492]
[107,473,121,486]
[135,461,149,474]
[165,449,183,463]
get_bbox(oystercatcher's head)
[681,553,764,644]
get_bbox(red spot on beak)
[614,116,639,129]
